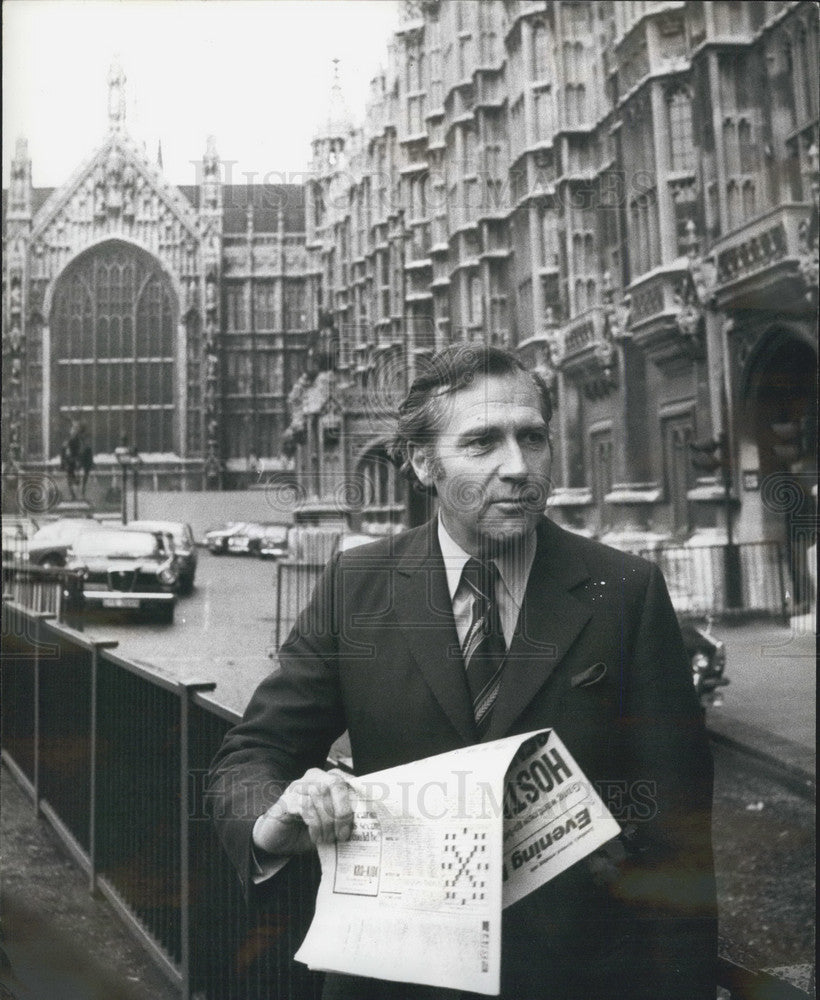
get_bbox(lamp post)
[114,439,141,524]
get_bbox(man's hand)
[252,768,354,857]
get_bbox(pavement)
[0,615,815,999]
[704,613,816,797]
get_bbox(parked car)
[205,522,248,555]
[128,519,198,594]
[27,517,103,566]
[65,527,177,624]
[336,532,377,553]
[206,521,286,557]
[679,615,729,710]
[1,515,40,565]
[256,523,290,560]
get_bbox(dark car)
[129,520,198,594]
[679,615,729,710]
[205,522,247,555]
[27,517,103,566]
[66,527,177,624]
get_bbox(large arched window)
[51,241,177,455]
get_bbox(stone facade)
[287,1,818,563]
[2,62,310,500]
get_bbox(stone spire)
[325,58,352,140]
[8,137,32,218]
[108,57,127,132]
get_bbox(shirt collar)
[437,515,537,610]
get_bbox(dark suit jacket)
[208,517,717,1000]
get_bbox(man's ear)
[408,443,435,488]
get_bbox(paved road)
[709,619,816,752]
[80,549,281,714]
[15,551,817,985]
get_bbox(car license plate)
[102,597,140,609]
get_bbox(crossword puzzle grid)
[441,828,489,905]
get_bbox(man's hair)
[390,343,553,489]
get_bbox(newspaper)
[295,729,620,995]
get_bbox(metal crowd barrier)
[638,541,788,619]
[0,598,811,999]
[1,562,84,621]
[274,561,326,651]
[1,601,323,1000]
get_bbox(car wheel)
[178,575,194,596]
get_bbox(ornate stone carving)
[602,272,631,342]
[202,136,221,210]
[108,58,127,132]
[797,213,819,302]
[9,138,31,216]
[630,280,665,323]
[670,220,711,360]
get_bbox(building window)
[225,284,246,331]
[539,204,559,269]
[468,274,483,326]
[50,240,175,455]
[531,20,549,80]
[254,282,277,330]
[284,280,307,330]
[662,412,694,535]
[629,188,660,277]
[667,89,695,173]
[532,86,554,142]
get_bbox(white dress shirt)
[437,516,537,651]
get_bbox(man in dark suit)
[208,344,717,999]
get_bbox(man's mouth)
[490,499,529,511]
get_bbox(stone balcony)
[561,306,606,361]
[710,202,815,309]
[627,260,690,333]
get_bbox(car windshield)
[73,531,162,559]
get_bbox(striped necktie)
[461,557,508,734]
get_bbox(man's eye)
[466,434,494,450]
[523,430,548,447]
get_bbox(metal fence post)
[88,639,118,894]
[31,610,56,815]
[178,679,216,1000]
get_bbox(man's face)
[409,371,552,555]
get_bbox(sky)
[2,0,400,190]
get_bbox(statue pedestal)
[53,498,95,518]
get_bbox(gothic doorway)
[744,331,817,611]
[50,240,178,457]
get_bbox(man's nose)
[497,438,527,478]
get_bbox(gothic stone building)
[2,68,311,499]
[3,5,818,605]
[287,0,817,607]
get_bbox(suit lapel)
[487,519,592,739]
[394,522,477,745]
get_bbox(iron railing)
[1,595,811,999]
[638,541,788,620]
